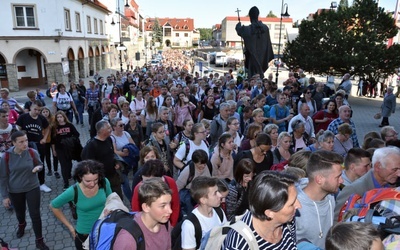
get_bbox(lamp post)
[111,0,127,73]
[275,1,290,85]
[330,1,338,10]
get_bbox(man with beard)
[296,150,343,249]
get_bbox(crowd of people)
[0,48,399,249]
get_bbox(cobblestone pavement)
[1,69,399,249]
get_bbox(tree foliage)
[339,0,349,8]
[283,0,400,82]
[152,18,163,45]
[267,11,277,18]
[198,28,212,41]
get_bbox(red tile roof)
[145,18,194,31]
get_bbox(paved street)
[1,69,399,249]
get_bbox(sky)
[137,0,398,28]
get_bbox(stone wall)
[45,63,68,85]
[6,64,18,91]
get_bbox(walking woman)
[174,92,196,132]
[69,82,85,126]
[41,107,59,178]
[0,131,49,250]
[50,160,112,250]
[52,111,81,190]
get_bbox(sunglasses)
[117,124,124,128]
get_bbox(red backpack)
[337,188,400,222]
[4,148,37,174]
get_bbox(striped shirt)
[222,210,297,250]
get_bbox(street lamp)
[275,1,290,85]
[330,1,338,10]
[111,0,126,73]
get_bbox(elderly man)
[82,120,123,199]
[210,102,231,147]
[288,103,315,141]
[327,105,360,148]
[381,126,398,143]
[335,147,400,221]
[379,86,396,127]
[338,73,352,98]
[90,98,111,138]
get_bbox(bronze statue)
[236,6,274,79]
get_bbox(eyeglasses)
[306,92,311,94]
[197,130,207,134]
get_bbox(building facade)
[144,17,200,48]
[0,0,118,91]
[219,16,293,55]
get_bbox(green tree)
[283,0,400,83]
[152,18,163,45]
[198,28,212,41]
[339,0,349,8]
[267,11,277,18]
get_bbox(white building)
[219,16,293,56]
[0,0,120,90]
[144,17,200,48]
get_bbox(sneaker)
[16,221,26,238]
[40,184,52,193]
[35,237,49,250]
[54,172,61,179]
[46,171,52,176]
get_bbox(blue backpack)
[89,210,145,250]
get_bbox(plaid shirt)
[327,117,360,148]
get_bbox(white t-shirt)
[53,92,73,110]
[102,83,114,98]
[175,140,209,165]
[181,207,226,249]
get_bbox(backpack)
[89,209,145,250]
[4,148,37,174]
[199,213,259,250]
[171,207,224,250]
[177,140,213,176]
[337,188,400,222]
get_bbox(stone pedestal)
[5,64,18,91]
[45,63,68,85]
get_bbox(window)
[274,24,285,30]
[164,27,171,37]
[184,33,188,37]
[13,5,36,28]
[64,9,71,31]
[87,16,92,33]
[75,12,81,32]
[94,18,98,34]
[175,33,179,37]
[99,20,103,34]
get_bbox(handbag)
[374,112,382,119]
